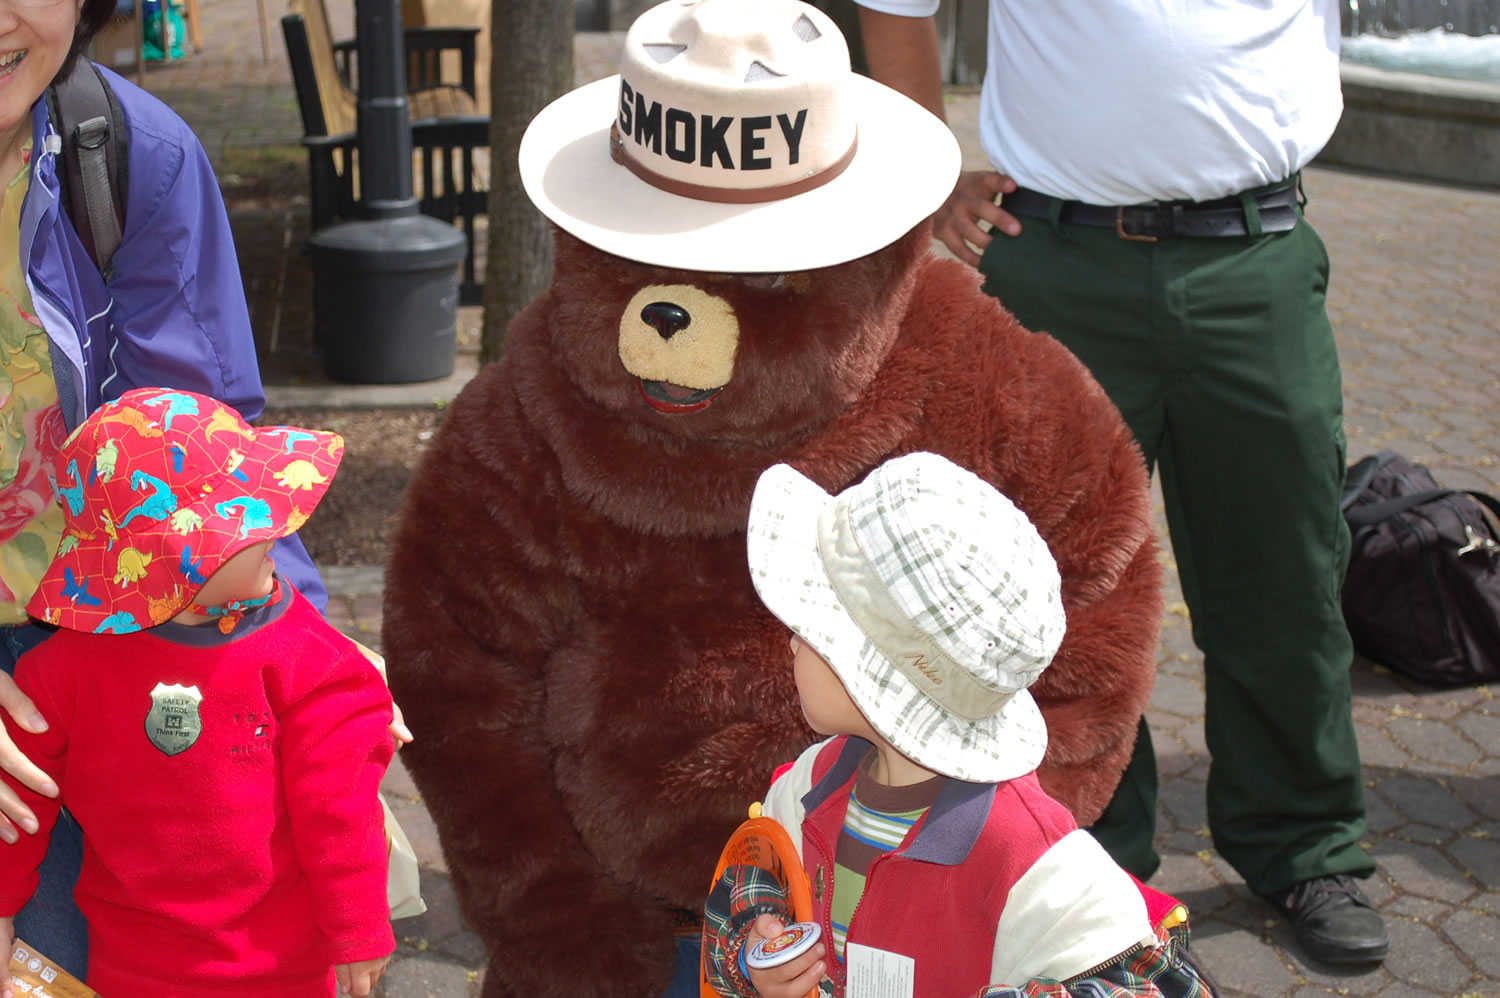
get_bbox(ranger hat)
[518,0,960,272]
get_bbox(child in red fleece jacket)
[0,388,395,998]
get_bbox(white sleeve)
[990,830,1159,985]
[761,738,833,858]
[851,0,942,16]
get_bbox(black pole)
[355,0,417,217]
[306,0,467,383]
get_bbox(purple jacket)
[19,66,325,609]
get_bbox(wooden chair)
[281,0,489,305]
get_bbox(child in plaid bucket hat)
[0,388,396,997]
[704,452,1215,998]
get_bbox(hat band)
[609,122,859,205]
[816,498,1014,723]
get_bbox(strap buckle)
[1457,523,1500,557]
[1115,206,1158,243]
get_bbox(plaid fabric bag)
[1340,450,1500,687]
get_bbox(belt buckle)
[1116,206,1158,243]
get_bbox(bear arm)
[383,390,679,997]
[986,330,1162,824]
[897,259,1161,825]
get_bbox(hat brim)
[29,425,343,633]
[519,75,961,273]
[747,464,1048,783]
[172,424,343,567]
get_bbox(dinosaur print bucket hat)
[28,388,343,634]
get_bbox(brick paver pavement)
[117,0,306,165]
[136,6,1500,997]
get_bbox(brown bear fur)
[384,225,1161,998]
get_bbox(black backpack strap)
[45,61,129,280]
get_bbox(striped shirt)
[830,757,944,956]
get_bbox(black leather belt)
[1002,180,1300,240]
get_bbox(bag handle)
[1346,487,1500,528]
[1340,450,1402,512]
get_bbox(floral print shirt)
[0,139,66,624]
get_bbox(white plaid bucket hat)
[518,0,959,272]
[747,452,1066,783]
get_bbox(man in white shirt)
[851,0,1389,966]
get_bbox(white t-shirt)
[856,0,1343,205]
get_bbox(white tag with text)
[846,943,915,998]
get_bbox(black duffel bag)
[1340,450,1500,687]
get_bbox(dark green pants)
[978,193,1374,895]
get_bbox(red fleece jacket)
[0,581,395,998]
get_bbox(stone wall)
[1320,64,1500,188]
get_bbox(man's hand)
[0,672,57,845]
[745,915,825,998]
[334,955,389,996]
[853,7,1022,268]
[0,915,14,998]
[932,170,1023,267]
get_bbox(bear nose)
[641,302,691,340]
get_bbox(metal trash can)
[308,214,468,384]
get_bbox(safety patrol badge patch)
[145,683,203,756]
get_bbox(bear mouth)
[638,379,722,413]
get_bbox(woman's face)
[0,0,84,149]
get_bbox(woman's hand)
[0,671,57,845]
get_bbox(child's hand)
[0,915,14,998]
[388,698,413,748]
[351,641,413,748]
[746,914,825,998]
[334,955,390,996]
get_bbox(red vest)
[797,737,1078,997]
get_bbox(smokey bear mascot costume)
[385,2,1163,996]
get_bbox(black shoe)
[1265,874,1390,964]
